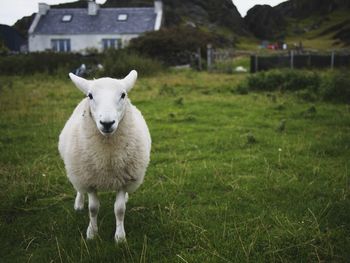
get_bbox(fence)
[204,44,252,72]
[251,51,350,73]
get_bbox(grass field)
[0,70,349,262]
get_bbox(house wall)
[28,34,139,53]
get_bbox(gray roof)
[34,7,157,35]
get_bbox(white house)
[28,0,163,53]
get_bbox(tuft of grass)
[320,70,350,103]
[0,70,349,262]
[246,132,257,144]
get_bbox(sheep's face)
[69,70,138,136]
[87,81,127,135]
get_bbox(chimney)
[154,1,163,14]
[38,3,50,15]
[88,0,99,16]
[154,1,163,30]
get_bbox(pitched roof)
[33,7,157,35]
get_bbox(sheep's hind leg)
[86,191,100,239]
[74,191,85,211]
[114,190,127,242]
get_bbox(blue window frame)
[102,39,122,50]
[51,39,71,52]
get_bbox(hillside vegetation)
[284,9,350,49]
[275,0,350,18]
[247,0,350,49]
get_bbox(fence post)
[290,50,294,69]
[197,47,202,71]
[207,44,212,71]
[255,53,258,73]
[331,51,335,70]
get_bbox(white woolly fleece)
[58,97,151,193]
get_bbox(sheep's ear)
[123,70,138,92]
[69,73,90,94]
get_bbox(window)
[61,14,72,22]
[117,14,128,21]
[102,39,122,50]
[51,39,71,52]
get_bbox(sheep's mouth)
[99,127,117,136]
[101,128,113,134]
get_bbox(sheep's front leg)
[114,190,127,242]
[74,191,85,211]
[86,192,100,239]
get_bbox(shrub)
[0,40,9,55]
[321,70,350,103]
[240,69,350,103]
[129,26,232,66]
[0,50,162,77]
[242,70,321,92]
[0,52,101,76]
[101,49,163,78]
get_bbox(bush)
[321,70,350,103]
[101,49,163,78]
[0,40,9,55]
[129,26,232,66]
[243,70,321,92]
[0,50,163,77]
[0,52,101,76]
[241,69,350,103]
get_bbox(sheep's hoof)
[115,232,126,243]
[86,224,98,240]
[74,202,84,211]
[74,193,85,211]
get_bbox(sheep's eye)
[88,93,93,100]
[121,92,126,99]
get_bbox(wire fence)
[250,51,350,73]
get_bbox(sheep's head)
[69,70,137,136]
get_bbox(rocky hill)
[245,0,350,46]
[275,0,350,18]
[244,5,286,40]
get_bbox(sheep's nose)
[100,120,115,131]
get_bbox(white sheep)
[58,70,151,242]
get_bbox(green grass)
[0,70,349,262]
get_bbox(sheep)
[58,70,151,242]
